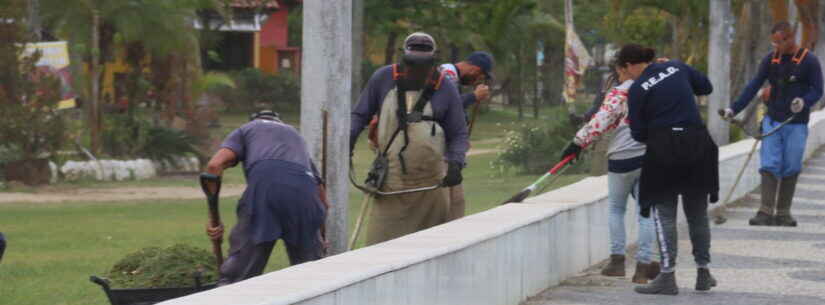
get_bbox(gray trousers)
[652,193,711,273]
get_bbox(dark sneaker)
[601,254,625,277]
[774,215,797,227]
[635,272,678,295]
[695,268,717,291]
[749,211,774,226]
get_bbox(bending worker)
[438,51,494,220]
[205,110,327,285]
[351,32,469,246]
[622,44,719,295]
[560,59,659,284]
[723,22,823,227]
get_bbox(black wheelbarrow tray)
[90,275,216,305]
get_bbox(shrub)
[211,68,300,113]
[492,107,588,175]
[0,4,68,162]
[102,114,201,164]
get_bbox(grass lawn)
[0,107,590,305]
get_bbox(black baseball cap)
[466,51,495,80]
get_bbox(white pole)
[708,0,733,145]
[301,0,352,255]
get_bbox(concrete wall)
[160,110,825,305]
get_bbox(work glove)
[442,161,463,187]
[206,222,224,241]
[560,142,583,163]
[640,207,651,218]
[791,97,805,113]
[720,108,735,120]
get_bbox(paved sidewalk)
[526,152,825,305]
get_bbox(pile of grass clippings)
[107,244,218,288]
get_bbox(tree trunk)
[27,0,41,41]
[770,0,790,22]
[384,31,398,65]
[796,0,820,48]
[89,9,101,154]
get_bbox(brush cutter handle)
[550,155,576,175]
[199,173,224,267]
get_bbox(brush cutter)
[347,163,442,250]
[712,110,795,224]
[199,173,224,267]
[500,154,577,205]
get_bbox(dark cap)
[466,51,495,80]
[404,32,437,56]
[250,110,280,121]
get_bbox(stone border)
[160,110,825,305]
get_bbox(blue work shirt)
[221,119,320,181]
[628,61,713,142]
[731,51,823,124]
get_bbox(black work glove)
[560,142,583,163]
[640,207,651,218]
[442,161,463,187]
[709,192,719,204]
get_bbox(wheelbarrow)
[90,274,216,305]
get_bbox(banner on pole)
[563,28,593,104]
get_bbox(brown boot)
[601,254,625,276]
[632,263,649,284]
[632,262,661,284]
[751,171,778,226]
[775,174,799,227]
[646,261,661,279]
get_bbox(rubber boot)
[695,268,717,291]
[601,254,625,277]
[634,271,678,295]
[750,172,777,226]
[632,262,658,284]
[775,174,799,227]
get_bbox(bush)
[107,244,218,288]
[102,114,201,164]
[0,5,68,162]
[492,107,588,175]
[211,68,300,113]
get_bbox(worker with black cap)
[351,32,469,245]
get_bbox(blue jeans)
[607,169,655,263]
[761,117,808,178]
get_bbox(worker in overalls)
[350,32,469,245]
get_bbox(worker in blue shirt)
[622,44,718,296]
[723,22,823,227]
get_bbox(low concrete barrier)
[161,110,825,305]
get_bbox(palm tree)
[41,0,224,153]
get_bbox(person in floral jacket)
[560,61,659,284]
